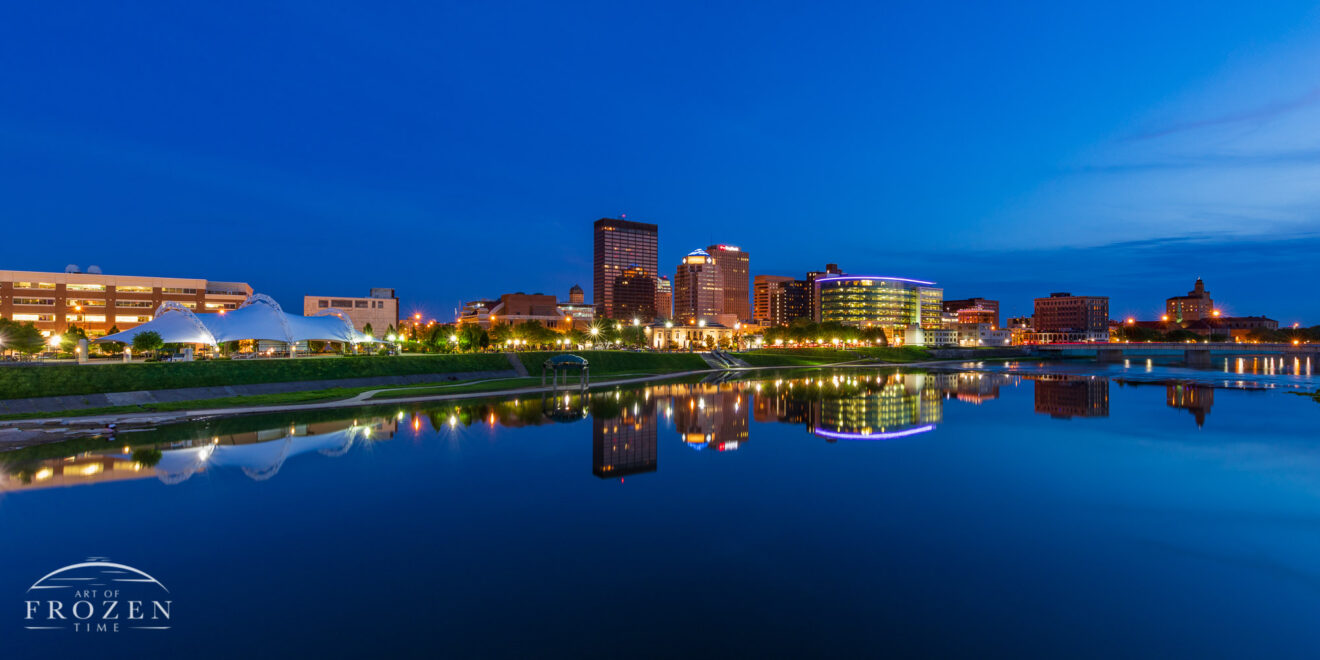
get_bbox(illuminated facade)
[613,265,658,321]
[593,217,658,319]
[706,244,750,321]
[815,275,943,342]
[673,248,730,325]
[458,288,594,330]
[1166,278,1214,323]
[753,275,810,326]
[0,267,251,337]
[1030,292,1109,343]
[655,276,672,320]
[944,297,999,327]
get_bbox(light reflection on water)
[0,364,1299,490]
[3,363,1320,657]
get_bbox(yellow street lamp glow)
[590,327,599,336]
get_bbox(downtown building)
[705,244,750,322]
[303,288,399,333]
[943,297,1000,328]
[593,217,658,320]
[815,273,944,345]
[458,286,594,331]
[673,248,738,327]
[0,267,251,337]
[1028,292,1110,343]
[613,265,659,321]
[753,275,811,327]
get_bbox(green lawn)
[0,353,511,400]
[516,351,708,376]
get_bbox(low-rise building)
[646,320,736,350]
[1031,292,1109,343]
[944,297,999,327]
[303,288,399,333]
[957,323,1012,347]
[1,266,251,337]
[457,287,594,331]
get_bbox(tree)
[60,323,88,354]
[456,323,487,352]
[620,325,647,347]
[0,319,44,355]
[860,326,888,346]
[564,328,587,347]
[362,322,374,338]
[132,330,164,357]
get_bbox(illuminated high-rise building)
[613,265,658,322]
[593,217,658,320]
[673,249,724,324]
[706,244,750,322]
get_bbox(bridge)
[1033,342,1318,368]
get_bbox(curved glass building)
[816,275,943,340]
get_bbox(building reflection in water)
[1,417,398,491]
[593,395,658,478]
[807,373,943,441]
[1032,374,1110,419]
[671,385,750,451]
[1166,383,1214,427]
[11,368,1236,491]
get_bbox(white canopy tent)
[95,294,380,348]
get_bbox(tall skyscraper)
[593,217,658,320]
[673,248,724,324]
[705,244,750,321]
[613,265,658,321]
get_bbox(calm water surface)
[2,360,1319,658]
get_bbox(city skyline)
[4,3,1320,324]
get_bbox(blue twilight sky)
[2,2,1319,324]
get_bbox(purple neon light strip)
[815,275,936,285]
[811,424,936,441]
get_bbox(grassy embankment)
[372,352,713,401]
[738,347,932,367]
[0,349,943,421]
[515,350,709,375]
[0,352,708,420]
[0,354,511,400]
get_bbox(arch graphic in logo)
[23,557,172,632]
